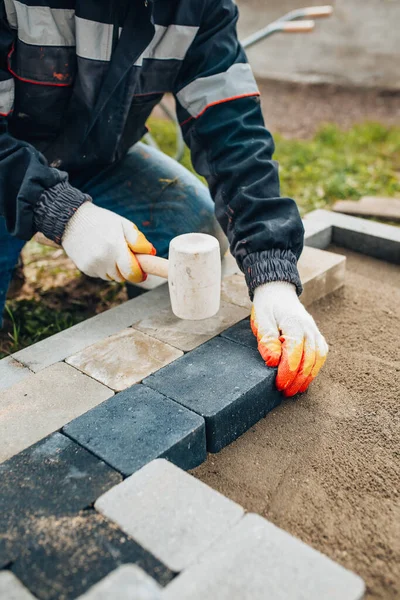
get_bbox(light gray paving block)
[0,356,32,392]
[95,459,244,572]
[76,565,162,600]
[221,274,252,310]
[0,362,113,463]
[66,328,183,391]
[304,209,400,263]
[132,302,249,352]
[163,513,366,600]
[0,571,37,599]
[12,285,171,372]
[298,246,346,306]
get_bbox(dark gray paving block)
[143,338,282,453]
[220,318,257,351]
[0,433,121,568]
[11,511,174,600]
[63,385,206,476]
[332,226,400,264]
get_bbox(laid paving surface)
[194,249,400,600]
[0,362,113,463]
[75,565,162,600]
[66,328,183,391]
[144,337,282,452]
[11,511,174,600]
[164,513,365,600]
[64,385,206,476]
[132,301,249,352]
[96,459,244,572]
[0,433,121,568]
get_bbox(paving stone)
[66,328,183,391]
[298,246,346,307]
[0,572,36,600]
[11,511,174,600]
[0,357,32,392]
[63,385,206,476]
[303,216,332,249]
[220,318,257,351]
[163,513,366,600]
[305,209,400,264]
[132,301,249,352]
[12,285,171,372]
[221,274,252,310]
[0,432,121,568]
[95,459,244,573]
[143,337,282,453]
[0,362,113,463]
[333,196,400,222]
[76,565,162,600]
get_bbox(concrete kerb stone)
[163,513,366,600]
[95,459,244,573]
[0,356,32,392]
[304,209,400,263]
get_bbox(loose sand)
[193,248,400,599]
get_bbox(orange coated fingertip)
[276,340,304,391]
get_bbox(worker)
[0,0,328,397]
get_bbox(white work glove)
[62,201,155,283]
[251,281,328,397]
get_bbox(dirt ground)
[257,80,400,139]
[193,248,400,599]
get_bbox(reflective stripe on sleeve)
[0,78,14,116]
[135,24,199,66]
[177,63,260,119]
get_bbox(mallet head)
[168,233,221,320]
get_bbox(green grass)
[148,118,400,215]
[1,120,399,358]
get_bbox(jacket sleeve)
[174,0,304,298]
[0,4,88,242]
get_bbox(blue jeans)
[0,142,227,321]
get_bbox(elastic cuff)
[242,249,303,300]
[33,181,91,245]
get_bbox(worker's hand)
[62,201,155,283]
[251,281,328,397]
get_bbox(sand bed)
[193,248,400,599]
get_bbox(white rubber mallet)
[34,231,222,320]
[136,232,221,320]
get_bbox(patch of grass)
[2,120,399,357]
[148,119,400,216]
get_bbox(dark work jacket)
[0,0,304,297]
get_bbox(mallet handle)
[136,254,169,279]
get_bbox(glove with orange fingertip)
[251,281,328,397]
[62,201,156,284]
